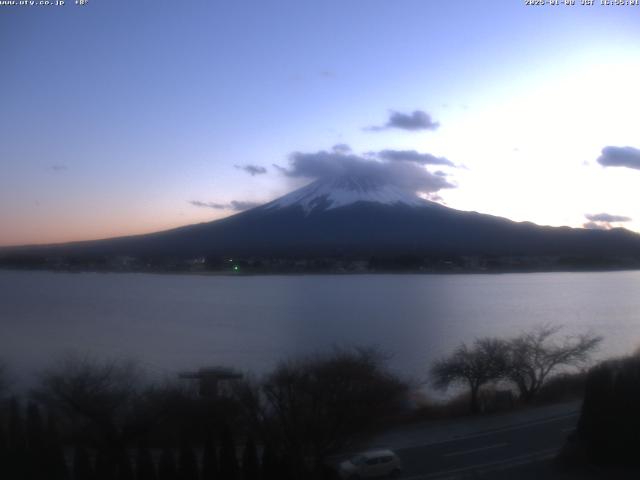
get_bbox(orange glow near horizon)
[0,211,231,248]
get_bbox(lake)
[1,270,639,388]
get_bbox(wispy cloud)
[377,150,454,167]
[189,200,227,209]
[332,143,351,154]
[367,110,440,132]
[234,164,267,176]
[229,200,262,211]
[189,200,261,211]
[49,164,68,173]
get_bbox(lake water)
[1,270,639,388]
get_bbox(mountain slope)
[3,177,640,264]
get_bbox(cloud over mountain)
[585,213,631,223]
[275,147,454,194]
[583,212,632,230]
[582,222,609,231]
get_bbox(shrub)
[576,355,640,465]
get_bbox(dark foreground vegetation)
[0,348,407,479]
[558,351,640,472]
[0,326,613,479]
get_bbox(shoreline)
[2,265,640,277]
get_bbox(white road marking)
[443,442,508,457]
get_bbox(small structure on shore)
[179,366,243,398]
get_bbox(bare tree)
[33,353,171,461]
[431,338,509,414]
[507,324,602,402]
[259,347,408,476]
[0,361,7,399]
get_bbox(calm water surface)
[1,270,639,386]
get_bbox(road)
[394,410,578,479]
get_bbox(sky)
[2,0,640,246]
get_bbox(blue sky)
[2,0,640,245]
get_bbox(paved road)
[394,411,578,479]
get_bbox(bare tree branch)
[0,361,8,399]
[32,353,168,452]
[430,338,509,414]
[507,324,602,402]
[257,347,408,476]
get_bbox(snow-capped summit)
[264,175,431,213]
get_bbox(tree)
[116,449,134,480]
[219,425,238,480]
[260,347,408,476]
[241,436,259,480]
[7,397,27,478]
[201,435,218,479]
[0,361,8,399]
[259,443,278,480]
[576,355,640,465]
[178,440,199,480]
[0,423,7,476]
[34,354,172,466]
[73,446,95,480]
[507,325,602,402]
[95,448,116,480]
[44,412,69,480]
[431,338,509,414]
[26,402,46,479]
[35,355,142,447]
[276,452,293,480]
[136,444,157,480]
[158,447,178,480]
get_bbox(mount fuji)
[265,176,430,213]
[4,175,640,269]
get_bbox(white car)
[338,449,403,479]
